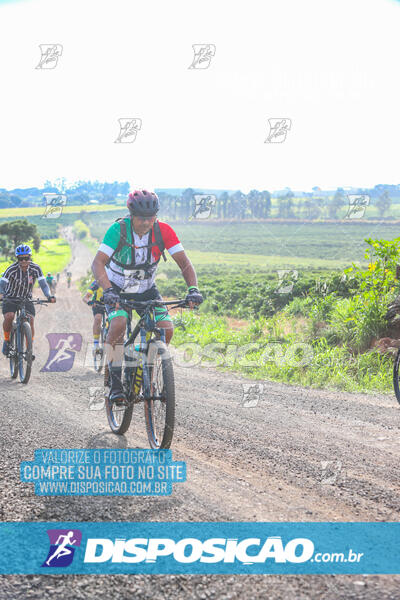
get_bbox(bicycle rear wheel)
[144,340,175,449]
[9,326,18,379]
[393,348,400,404]
[18,321,33,384]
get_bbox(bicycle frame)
[121,299,186,401]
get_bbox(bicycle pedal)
[114,398,128,407]
[31,354,35,362]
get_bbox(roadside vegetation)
[160,238,399,394]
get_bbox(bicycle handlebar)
[121,298,193,310]
[0,297,52,305]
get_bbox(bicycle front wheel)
[144,340,175,449]
[9,326,18,379]
[105,362,134,435]
[93,329,104,374]
[393,348,400,404]
[18,321,33,384]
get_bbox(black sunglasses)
[18,256,31,262]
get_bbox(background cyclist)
[91,189,203,403]
[82,280,105,355]
[0,244,56,355]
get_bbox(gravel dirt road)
[0,235,399,599]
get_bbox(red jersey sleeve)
[151,221,184,260]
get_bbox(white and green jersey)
[99,218,183,293]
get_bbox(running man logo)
[264,118,292,143]
[36,44,63,69]
[190,195,216,220]
[344,195,370,219]
[188,44,216,69]
[276,269,298,294]
[41,333,82,373]
[241,383,264,408]
[42,193,67,219]
[42,529,82,568]
[114,118,142,143]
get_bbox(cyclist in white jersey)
[91,189,203,403]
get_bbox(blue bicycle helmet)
[15,244,32,257]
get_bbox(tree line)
[158,188,393,221]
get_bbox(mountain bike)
[104,298,189,448]
[0,297,50,384]
[89,300,107,373]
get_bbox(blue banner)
[0,522,398,574]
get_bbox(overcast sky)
[0,0,399,192]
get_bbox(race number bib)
[123,269,146,293]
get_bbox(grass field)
[0,238,71,275]
[158,249,353,273]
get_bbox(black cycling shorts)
[2,298,35,317]
[92,304,105,317]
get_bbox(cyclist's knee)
[3,313,14,325]
[158,320,174,343]
[107,315,126,341]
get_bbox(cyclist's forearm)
[0,279,7,295]
[181,262,197,288]
[92,257,111,290]
[173,254,198,288]
[39,279,51,298]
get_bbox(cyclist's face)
[17,256,31,270]
[131,215,156,236]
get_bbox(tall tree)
[376,191,391,217]
[329,188,345,219]
[0,220,40,258]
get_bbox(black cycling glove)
[185,286,203,305]
[103,287,120,307]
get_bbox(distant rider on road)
[82,280,105,355]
